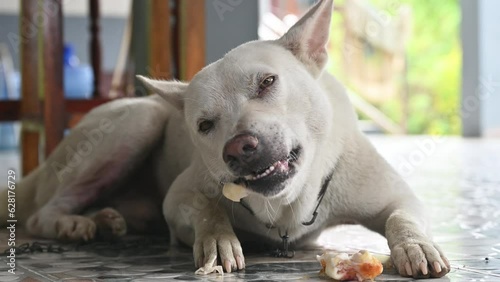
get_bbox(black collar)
[301,169,334,226]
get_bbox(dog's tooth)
[275,162,282,170]
[281,160,289,170]
[269,166,275,171]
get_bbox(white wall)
[205,0,259,64]
[480,0,500,137]
[461,0,500,137]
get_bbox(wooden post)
[42,0,65,157]
[177,0,205,80]
[150,0,173,79]
[172,0,180,79]
[20,0,42,176]
[131,0,150,93]
[90,0,102,97]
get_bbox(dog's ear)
[277,0,333,77]
[136,75,187,111]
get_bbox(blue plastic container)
[63,44,94,99]
[0,44,94,149]
[0,66,20,150]
[0,124,17,150]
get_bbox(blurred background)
[0,0,498,179]
[261,0,460,135]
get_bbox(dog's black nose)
[223,134,259,164]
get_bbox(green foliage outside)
[326,0,461,135]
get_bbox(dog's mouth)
[244,146,301,181]
[243,159,289,181]
[235,146,302,195]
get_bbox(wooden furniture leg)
[20,0,42,176]
[176,0,206,80]
[90,0,102,98]
[151,0,173,79]
[42,0,65,158]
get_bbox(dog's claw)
[405,262,412,276]
[224,260,232,273]
[433,261,442,273]
[419,262,428,275]
[236,256,244,269]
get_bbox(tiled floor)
[0,136,499,281]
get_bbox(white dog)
[0,0,449,278]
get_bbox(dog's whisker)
[265,200,275,227]
[287,198,297,221]
[265,229,272,236]
[267,199,276,214]
[214,192,224,211]
[231,202,235,223]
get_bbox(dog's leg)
[26,159,128,241]
[333,137,450,279]
[346,162,449,277]
[164,165,244,273]
[25,96,171,241]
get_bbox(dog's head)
[139,0,338,199]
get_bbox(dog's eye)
[198,120,215,134]
[259,75,276,93]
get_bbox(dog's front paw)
[391,241,450,278]
[193,232,245,273]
